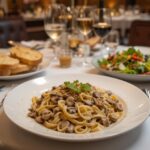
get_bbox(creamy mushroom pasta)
[28,80,125,134]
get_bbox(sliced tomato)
[132,53,143,61]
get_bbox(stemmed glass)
[76,6,94,66]
[93,8,112,53]
[44,4,66,60]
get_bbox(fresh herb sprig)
[64,80,91,94]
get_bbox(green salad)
[98,48,150,74]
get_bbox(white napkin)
[21,40,48,50]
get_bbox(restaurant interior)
[0,0,150,150]
[0,0,150,46]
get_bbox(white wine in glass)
[45,24,65,42]
[76,6,94,66]
[76,18,93,37]
[44,4,66,59]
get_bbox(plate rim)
[3,74,150,141]
[0,66,47,80]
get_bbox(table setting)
[0,2,150,150]
[1,43,150,150]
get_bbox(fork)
[0,84,17,108]
[142,88,150,117]
[142,89,150,99]
[0,93,7,108]
[0,85,5,91]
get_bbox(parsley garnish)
[64,80,91,94]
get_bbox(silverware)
[0,84,17,108]
[142,89,150,116]
[0,85,5,91]
[142,89,150,99]
[0,93,7,108]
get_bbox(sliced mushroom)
[109,112,120,122]
[67,107,77,114]
[66,96,75,107]
[42,113,52,121]
[105,108,114,116]
[84,100,94,106]
[106,90,112,96]
[115,103,123,111]
[41,110,53,121]
[101,117,110,127]
[28,111,37,118]
[41,109,51,115]
[93,92,101,98]
[60,120,70,129]
[53,107,60,113]
[106,98,117,105]
[94,99,103,108]
[35,116,44,124]
[67,124,74,133]
[51,96,61,104]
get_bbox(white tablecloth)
[112,13,150,37]
[0,46,150,150]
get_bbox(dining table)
[0,45,150,150]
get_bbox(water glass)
[105,30,119,53]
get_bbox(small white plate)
[0,49,50,80]
[3,74,150,141]
[92,46,150,82]
[0,64,48,80]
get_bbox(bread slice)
[85,36,101,47]
[11,63,34,75]
[0,52,7,58]
[10,46,43,66]
[0,68,11,76]
[0,55,20,69]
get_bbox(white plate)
[3,74,150,141]
[92,46,150,82]
[0,65,48,80]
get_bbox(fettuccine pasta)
[28,80,125,134]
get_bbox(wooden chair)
[128,20,150,47]
[0,17,28,48]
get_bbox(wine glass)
[76,6,94,40]
[76,6,94,66]
[93,8,112,51]
[44,4,66,59]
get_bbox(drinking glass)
[93,8,112,50]
[44,4,66,59]
[58,50,72,68]
[105,30,119,53]
[76,6,94,66]
[76,6,94,40]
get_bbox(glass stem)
[84,35,88,64]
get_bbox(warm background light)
[1,0,150,14]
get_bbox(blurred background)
[0,0,150,47]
